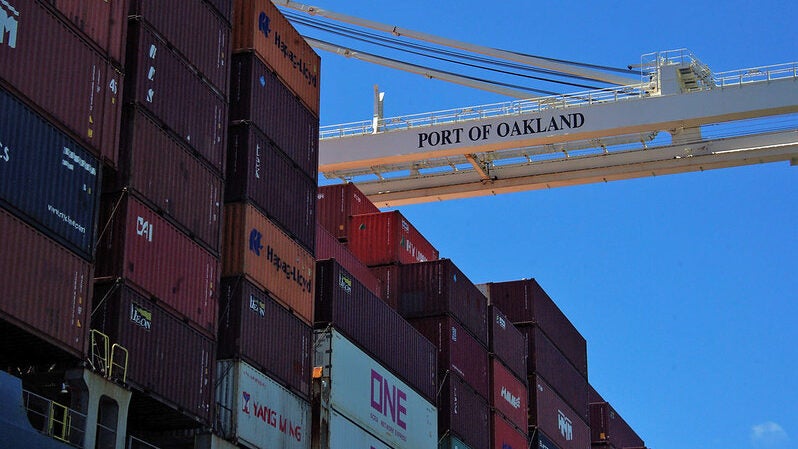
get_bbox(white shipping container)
[314,329,437,449]
[328,409,393,449]
[216,360,311,449]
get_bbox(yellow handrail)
[110,343,129,383]
[48,401,71,442]
[89,329,110,377]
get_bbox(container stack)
[588,385,646,449]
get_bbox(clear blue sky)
[284,2,797,449]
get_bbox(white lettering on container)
[558,410,573,441]
[136,217,153,242]
[0,1,19,49]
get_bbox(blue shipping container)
[0,87,99,259]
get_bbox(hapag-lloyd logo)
[1,0,19,49]
[248,228,312,293]
[370,369,408,442]
[557,409,573,441]
[500,386,521,409]
[241,390,303,442]
[257,11,318,87]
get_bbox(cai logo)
[258,12,271,39]
[249,228,263,256]
[1,0,19,49]
[136,217,153,242]
[129,303,152,330]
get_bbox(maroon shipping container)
[317,183,379,240]
[0,208,91,358]
[489,305,527,383]
[314,259,437,403]
[440,374,490,449]
[44,0,129,66]
[226,123,316,253]
[118,107,223,253]
[218,276,311,399]
[482,279,587,379]
[588,383,604,404]
[229,52,319,180]
[91,282,215,426]
[490,358,528,432]
[409,315,489,400]
[534,429,563,449]
[492,412,529,449]
[204,0,232,22]
[589,402,645,448]
[368,264,400,310]
[397,259,488,346]
[530,375,591,449]
[346,211,439,266]
[0,0,123,167]
[129,0,230,96]
[95,195,219,337]
[315,224,382,297]
[522,325,588,422]
[125,21,227,172]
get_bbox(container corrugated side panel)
[492,412,529,449]
[589,402,644,448]
[317,183,379,240]
[369,264,400,310]
[315,224,382,297]
[125,21,227,172]
[221,203,314,325]
[44,0,129,66]
[440,373,490,449]
[217,276,311,399]
[534,430,563,449]
[588,383,604,404]
[490,358,528,431]
[0,209,91,358]
[489,305,528,383]
[120,107,222,253]
[439,435,475,449]
[530,374,590,449]
[327,410,392,449]
[225,124,316,253]
[231,0,320,116]
[91,283,214,426]
[346,211,439,266]
[203,0,232,22]
[0,86,99,260]
[0,0,123,168]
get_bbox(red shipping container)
[410,315,489,400]
[482,279,587,379]
[217,276,311,399]
[44,0,129,66]
[129,0,230,96]
[492,412,529,449]
[232,0,320,116]
[369,264,400,310]
[0,0,122,167]
[118,107,222,253]
[125,21,227,172]
[491,358,528,431]
[91,282,215,426]
[346,211,439,266]
[317,183,379,240]
[440,373,490,449]
[95,195,219,337]
[0,208,91,358]
[589,402,645,448]
[530,375,591,449]
[489,305,527,383]
[315,224,381,297]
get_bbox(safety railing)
[89,329,129,383]
[127,435,162,449]
[22,389,86,447]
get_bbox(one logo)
[249,295,265,317]
[242,391,251,414]
[258,12,271,39]
[557,410,573,441]
[129,303,152,330]
[338,274,352,294]
[249,228,263,256]
[136,217,153,242]
[0,1,19,49]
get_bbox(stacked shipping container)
[588,385,646,449]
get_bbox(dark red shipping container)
[409,315,489,400]
[489,305,527,383]
[315,224,382,297]
[203,0,232,22]
[397,259,488,346]
[588,383,604,404]
[440,373,490,449]
[129,0,230,96]
[230,51,319,180]
[0,0,123,167]
[95,195,219,337]
[125,21,227,172]
[482,279,587,379]
[589,402,645,448]
[490,358,528,432]
[0,208,91,359]
[369,264,400,310]
[317,183,379,240]
[530,374,591,449]
[91,282,215,426]
[492,412,529,449]
[346,211,439,266]
[118,107,223,253]
[44,0,129,66]
[217,276,311,399]
[226,123,316,253]
[314,259,437,403]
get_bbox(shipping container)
[409,315,489,400]
[118,107,222,253]
[530,375,591,449]
[492,412,529,449]
[129,0,230,96]
[588,384,603,404]
[489,305,527,384]
[229,52,319,180]
[532,430,563,449]
[125,21,227,172]
[44,0,128,66]
[315,224,382,296]
[314,259,437,403]
[439,373,490,449]
[490,358,528,432]
[226,123,316,253]
[203,0,232,22]
[216,360,310,449]
[222,203,314,325]
[589,402,644,448]
[0,208,91,359]
[218,276,312,399]
[369,264,400,310]
[231,0,320,116]
[0,86,99,260]
[440,435,475,449]
[314,329,438,449]
[481,279,587,378]
[346,211,439,266]
[95,195,219,336]
[0,0,122,167]
[322,409,393,449]
[92,282,215,426]
[317,183,379,240]
[397,259,488,346]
